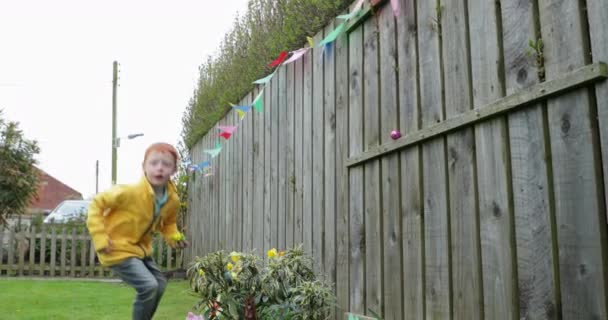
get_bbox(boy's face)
[143,151,176,188]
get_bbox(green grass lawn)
[0,278,200,320]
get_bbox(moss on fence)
[181,0,351,148]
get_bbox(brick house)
[29,167,82,213]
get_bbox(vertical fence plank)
[50,226,57,277]
[167,245,172,270]
[224,112,231,251]
[294,54,304,249]
[0,228,4,274]
[218,117,225,251]
[539,1,608,318]
[501,0,560,319]
[271,71,280,251]
[302,48,314,254]
[418,0,451,318]
[89,234,96,277]
[29,225,36,275]
[17,230,25,276]
[245,91,255,252]
[279,63,288,251]
[363,16,383,316]
[323,21,337,304]
[229,111,236,251]
[312,29,325,271]
[70,228,77,277]
[264,75,273,254]
[80,228,87,276]
[7,227,15,275]
[377,3,403,319]
[397,0,424,318]
[235,98,244,252]
[348,23,366,315]
[60,227,67,277]
[587,0,608,223]
[441,0,482,319]
[40,224,46,277]
[335,8,350,314]
[469,1,517,319]
[286,60,296,250]
[254,88,264,253]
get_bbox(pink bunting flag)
[391,0,400,16]
[283,48,309,64]
[268,51,288,67]
[217,125,237,134]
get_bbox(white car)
[43,200,91,224]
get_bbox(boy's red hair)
[144,143,179,164]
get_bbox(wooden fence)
[184,0,608,319]
[0,225,182,278]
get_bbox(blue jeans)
[111,257,167,320]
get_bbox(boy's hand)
[175,239,190,249]
[100,239,113,254]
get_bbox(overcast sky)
[0,0,249,198]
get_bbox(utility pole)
[95,160,99,193]
[111,61,118,185]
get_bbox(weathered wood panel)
[302,48,314,254]
[278,66,288,250]
[469,0,517,319]
[396,0,424,318]
[441,1,482,319]
[587,0,608,223]
[363,16,383,317]
[254,87,265,253]
[540,0,608,318]
[418,0,450,318]
[264,74,273,254]
[271,67,280,250]
[324,21,338,306]
[377,4,402,320]
[293,55,304,249]
[501,0,560,318]
[286,60,296,249]
[335,10,350,314]
[348,23,366,315]
[312,29,325,271]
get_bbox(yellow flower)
[171,232,184,241]
[267,248,278,258]
[229,251,240,262]
[226,263,234,271]
[198,269,205,277]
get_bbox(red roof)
[29,167,82,211]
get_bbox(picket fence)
[0,224,182,277]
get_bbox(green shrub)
[187,245,335,319]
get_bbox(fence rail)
[0,225,182,278]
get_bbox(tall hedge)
[181,0,351,148]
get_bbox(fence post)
[70,228,77,277]
[0,227,4,275]
[7,227,15,276]
[50,226,57,277]
[29,225,36,275]
[39,224,46,276]
[80,227,87,277]
[17,229,25,276]
[60,227,67,277]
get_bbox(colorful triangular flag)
[252,89,264,112]
[268,51,288,67]
[319,21,347,47]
